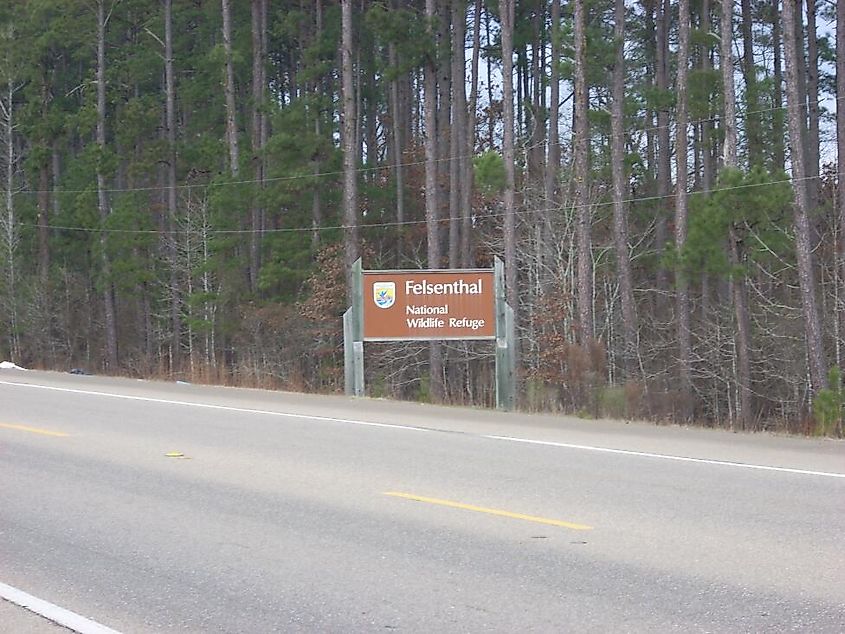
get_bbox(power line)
[10,94,844,196]
[19,172,816,237]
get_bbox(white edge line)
[1,379,842,480]
[0,582,123,634]
[0,379,433,434]
[484,435,845,479]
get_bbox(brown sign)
[363,269,496,341]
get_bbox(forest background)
[0,0,843,435]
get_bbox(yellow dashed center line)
[0,422,70,437]
[384,491,593,531]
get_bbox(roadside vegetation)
[0,1,843,436]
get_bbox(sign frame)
[343,258,515,410]
[362,267,496,342]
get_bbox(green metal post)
[352,258,365,396]
[494,257,514,410]
[352,258,364,341]
[343,259,365,397]
[343,308,354,396]
[504,303,516,410]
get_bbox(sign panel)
[363,269,495,340]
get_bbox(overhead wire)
[19,172,819,236]
[6,83,842,236]
[10,92,845,197]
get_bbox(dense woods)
[0,0,843,434]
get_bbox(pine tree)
[782,0,827,395]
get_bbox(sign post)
[494,258,515,410]
[343,260,365,397]
[344,258,515,410]
[343,307,354,395]
[343,307,364,398]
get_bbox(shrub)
[813,367,844,437]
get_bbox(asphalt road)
[1,369,844,633]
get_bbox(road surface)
[2,369,844,632]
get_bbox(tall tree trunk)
[485,8,494,149]
[37,162,49,286]
[312,0,324,251]
[655,0,671,302]
[728,233,753,428]
[721,0,753,429]
[437,2,451,264]
[805,0,819,213]
[700,0,714,191]
[449,0,465,269]
[461,0,481,268]
[771,0,785,171]
[675,0,693,419]
[792,0,810,184]
[388,38,404,260]
[425,0,444,400]
[500,0,517,314]
[221,0,239,177]
[249,0,266,293]
[365,56,378,175]
[644,0,656,198]
[164,0,181,372]
[516,46,523,143]
[341,0,359,305]
[542,0,561,288]
[721,0,738,168]
[527,7,544,180]
[723,0,751,426]
[35,68,51,289]
[51,145,60,218]
[95,0,118,371]
[610,0,637,380]
[838,0,845,368]
[782,0,828,396]
[545,0,561,207]
[50,144,61,346]
[740,0,760,165]
[1,75,20,362]
[574,0,592,345]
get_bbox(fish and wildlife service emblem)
[373,282,396,309]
